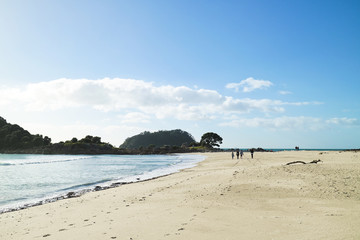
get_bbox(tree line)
[0,116,223,154]
[0,117,51,151]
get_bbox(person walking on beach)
[250,148,254,159]
[231,151,234,159]
[236,149,239,159]
[240,150,243,159]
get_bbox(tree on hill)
[79,135,102,144]
[0,116,52,150]
[51,135,117,154]
[200,132,223,148]
[120,129,195,149]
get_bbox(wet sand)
[0,151,359,240]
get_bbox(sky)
[0,0,359,149]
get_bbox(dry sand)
[0,151,359,240]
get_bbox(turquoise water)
[0,154,204,213]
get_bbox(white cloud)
[326,117,359,126]
[0,78,223,112]
[120,112,151,123]
[222,97,285,113]
[221,97,320,114]
[220,116,359,130]
[220,116,323,130]
[2,78,358,147]
[0,78,318,122]
[146,104,218,121]
[226,77,273,92]
[279,90,292,95]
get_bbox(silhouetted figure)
[250,148,254,159]
[240,150,243,159]
[231,151,234,159]
[236,149,239,159]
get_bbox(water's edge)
[0,154,206,214]
[0,173,168,214]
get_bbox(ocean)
[0,154,205,213]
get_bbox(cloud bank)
[226,77,273,92]
[0,78,309,121]
[0,78,356,134]
[220,116,359,130]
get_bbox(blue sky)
[0,0,359,148]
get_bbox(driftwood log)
[286,159,322,165]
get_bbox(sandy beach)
[0,151,359,240]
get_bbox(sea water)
[0,154,204,213]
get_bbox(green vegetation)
[0,116,224,154]
[200,132,223,148]
[50,135,119,154]
[0,116,51,151]
[120,129,195,149]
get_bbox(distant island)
[0,116,223,155]
[120,129,196,149]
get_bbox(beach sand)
[0,151,359,240]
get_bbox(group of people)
[231,149,254,159]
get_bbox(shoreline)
[0,172,175,215]
[0,153,205,215]
[1,151,359,239]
